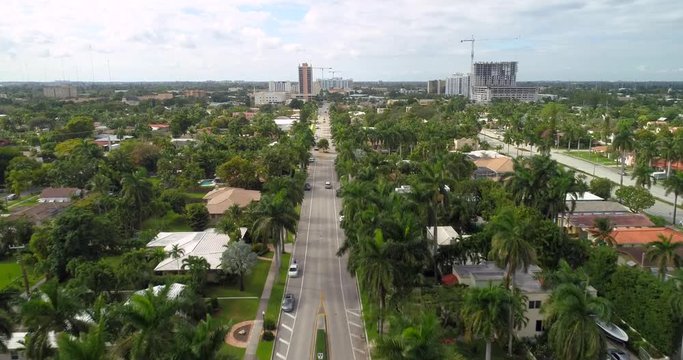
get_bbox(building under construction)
[470,61,537,103]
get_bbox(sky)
[1,0,682,82]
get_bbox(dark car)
[607,349,630,360]
[304,183,312,191]
[281,293,296,313]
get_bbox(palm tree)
[460,285,514,360]
[121,169,154,227]
[663,171,683,225]
[487,206,536,354]
[542,283,612,360]
[646,234,683,280]
[0,309,12,352]
[612,126,635,186]
[374,312,459,360]
[355,229,395,336]
[116,285,180,360]
[631,161,653,188]
[414,158,449,279]
[589,218,616,246]
[181,256,211,292]
[172,315,233,360]
[56,322,109,360]
[252,190,298,265]
[167,244,185,273]
[21,280,86,358]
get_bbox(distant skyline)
[1,0,682,82]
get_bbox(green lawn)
[566,150,619,166]
[6,194,40,210]
[215,299,258,360]
[184,190,210,203]
[315,329,328,359]
[142,210,191,232]
[256,252,291,360]
[206,259,271,298]
[0,259,40,291]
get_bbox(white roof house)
[2,331,57,351]
[565,191,603,202]
[274,116,297,132]
[146,228,246,272]
[132,283,187,300]
[426,226,461,246]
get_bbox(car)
[5,193,18,201]
[606,349,629,360]
[281,293,296,312]
[339,215,345,223]
[314,147,319,151]
[324,181,332,189]
[304,183,312,191]
[308,157,315,163]
[288,263,299,277]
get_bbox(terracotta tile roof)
[610,227,683,246]
[473,157,514,174]
[618,246,683,267]
[568,213,654,228]
[203,187,261,215]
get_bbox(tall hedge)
[602,266,681,354]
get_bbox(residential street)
[479,129,680,224]
[272,104,369,360]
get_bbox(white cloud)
[0,0,681,81]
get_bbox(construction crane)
[330,70,341,78]
[311,66,332,93]
[460,35,520,70]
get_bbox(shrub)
[252,243,268,256]
[262,330,275,341]
[264,318,276,330]
[589,177,613,199]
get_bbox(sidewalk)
[244,243,292,360]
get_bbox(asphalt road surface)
[273,104,369,360]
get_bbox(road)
[479,129,680,225]
[273,103,369,360]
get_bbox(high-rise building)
[445,74,470,97]
[43,85,77,99]
[269,81,292,93]
[298,63,313,100]
[470,61,537,103]
[471,62,517,87]
[320,77,353,90]
[427,80,446,95]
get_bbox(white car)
[288,263,299,277]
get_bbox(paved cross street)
[273,103,369,360]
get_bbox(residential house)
[567,200,630,215]
[426,226,460,246]
[472,156,514,180]
[609,227,683,268]
[7,202,70,224]
[453,262,596,339]
[203,187,262,218]
[0,332,56,360]
[566,213,654,239]
[146,229,246,280]
[453,137,479,151]
[149,123,170,131]
[274,116,297,132]
[38,187,81,203]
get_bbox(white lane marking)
[284,143,317,360]
[349,321,362,328]
[284,312,296,320]
[279,338,290,346]
[332,155,358,360]
[350,333,362,339]
[281,324,293,332]
[275,352,286,359]
[353,348,366,354]
[346,310,360,317]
